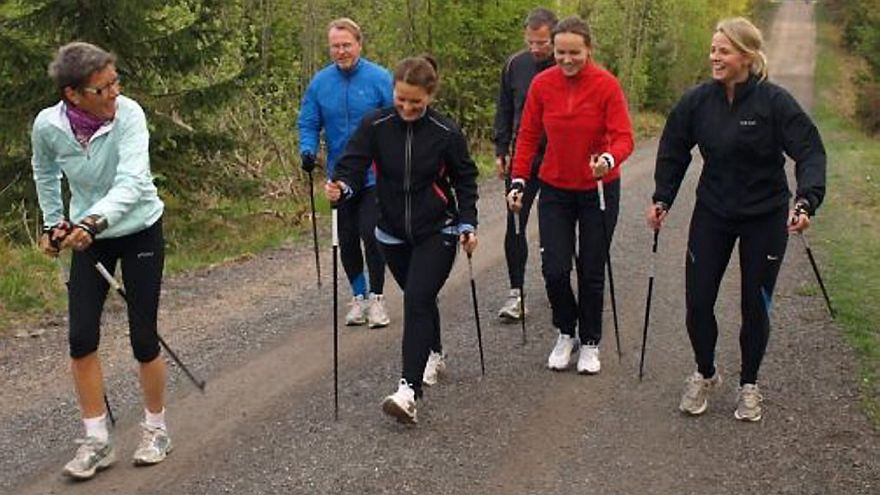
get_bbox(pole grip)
[331,207,339,248]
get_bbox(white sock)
[83,414,109,443]
[144,408,167,431]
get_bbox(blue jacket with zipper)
[297,57,393,188]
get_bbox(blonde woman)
[647,18,826,421]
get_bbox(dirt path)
[2,2,877,494]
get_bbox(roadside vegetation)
[812,3,880,425]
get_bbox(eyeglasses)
[81,77,121,97]
[525,39,551,48]
[330,43,355,53]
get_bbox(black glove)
[300,152,317,174]
[507,180,524,195]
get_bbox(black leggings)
[538,180,619,344]
[380,233,458,398]
[504,157,541,289]
[685,203,788,385]
[68,218,164,363]
[338,187,385,295]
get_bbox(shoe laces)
[684,372,710,399]
[72,437,105,461]
[739,385,762,408]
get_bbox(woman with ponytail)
[327,55,479,425]
[647,17,826,422]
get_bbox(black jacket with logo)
[334,107,479,244]
[652,75,826,218]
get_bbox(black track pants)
[685,203,788,385]
[380,233,457,397]
[504,158,541,289]
[338,187,386,295]
[538,180,619,344]
[68,218,164,362]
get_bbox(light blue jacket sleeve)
[31,121,65,228]
[86,104,152,227]
[297,79,322,156]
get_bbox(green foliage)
[813,16,880,424]
[822,0,880,133]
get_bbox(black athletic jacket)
[493,49,554,157]
[334,107,479,244]
[652,75,826,218]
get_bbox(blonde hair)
[716,17,768,81]
[328,17,362,43]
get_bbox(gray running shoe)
[132,423,173,466]
[679,370,722,415]
[498,289,524,321]
[366,293,390,328]
[734,383,764,422]
[62,437,115,480]
[345,295,367,326]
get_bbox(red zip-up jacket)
[513,63,633,190]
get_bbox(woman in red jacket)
[507,16,633,374]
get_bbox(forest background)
[0,0,877,333]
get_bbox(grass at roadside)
[812,8,880,424]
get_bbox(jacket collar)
[335,57,363,77]
[714,73,759,103]
[46,100,117,144]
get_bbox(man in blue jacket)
[298,18,392,328]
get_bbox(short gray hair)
[524,7,557,30]
[47,42,116,91]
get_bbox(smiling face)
[710,31,751,86]
[394,81,432,121]
[64,64,120,120]
[553,32,590,77]
[328,27,362,70]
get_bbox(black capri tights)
[67,218,164,362]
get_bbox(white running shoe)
[679,370,722,415]
[132,423,173,466]
[576,344,601,374]
[422,350,447,386]
[547,333,578,371]
[734,383,764,422]
[62,437,115,480]
[497,289,525,321]
[345,295,367,326]
[381,379,417,424]
[366,293,390,328]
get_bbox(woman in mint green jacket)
[32,42,171,480]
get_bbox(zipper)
[404,123,414,243]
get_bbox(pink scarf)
[66,104,108,147]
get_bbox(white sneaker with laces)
[345,295,367,326]
[381,379,417,424]
[132,423,173,466]
[366,293,390,328]
[422,350,447,386]
[62,436,115,480]
[547,333,578,371]
[576,344,601,374]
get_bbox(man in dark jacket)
[493,7,557,322]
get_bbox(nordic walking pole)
[799,232,835,318]
[597,179,622,362]
[308,171,322,288]
[513,211,527,345]
[639,229,659,381]
[464,237,486,375]
[49,229,117,425]
[88,252,207,392]
[331,204,339,420]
